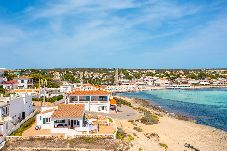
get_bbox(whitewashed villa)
[36,104,98,136]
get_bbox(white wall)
[9,94,33,124]
[36,111,54,129]
[0,121,14,136]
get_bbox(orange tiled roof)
[40,108,56,114]
[68,90,110,96]
[110,99,117,105]
[51,104,84,119]
[3,80,18,84]
[17,76,33,79]
[14,89,39,93]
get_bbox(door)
[70,120,74,128]
[22,112,25,119]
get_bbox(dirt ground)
[22,122,51,136]
[2,137,128,151]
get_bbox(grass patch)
[133,126,143,132]
[159,143,168,150]
[127,134,134,141]
[10,116,35,136]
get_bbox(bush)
[128,134,134,141]
[139,111,159,125]
[159,143,168,150]
[113,97,132,107]
[32,95,63,103]
[133,127,143,132]
[108,117,113,123]
[116,128,127,140]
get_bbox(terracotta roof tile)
[17,76,33,79]
[40,108,56,114]
[51,104,84,119]
[3,80,18,84]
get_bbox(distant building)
[2,80,18,90]
[15,76,34,89]
[0,68,7,84]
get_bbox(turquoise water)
[118,88,227,131]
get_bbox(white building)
[0,93,33,136]
[15,76,34,89]
[0,101,12,136]
[65,90,111,113]
[60,84,74,93]
[2,80,18,90]
[36,104,97,136]
[0,68,7,84]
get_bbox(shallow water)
[117,88,227,131]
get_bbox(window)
[99,96,107,101]
[43,118,50,124]
[55,120,65,123]
[74,120,80,126]
[21,80,24,83]
[98,106,107,111]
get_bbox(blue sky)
[0,0,226,69]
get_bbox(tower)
[114,68,119,85]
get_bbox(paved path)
[86,105,142,120]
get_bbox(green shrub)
[32,95,63,103]
[159,143,168,150]
[128,120,134,123]
[139,111,159,125]
[133,127,143,132]
[108,117,113,123]
[128,134,134,141]
[116,128,127,140]
[113,97,132,107]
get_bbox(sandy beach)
[114,96,227,151]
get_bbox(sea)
[117,88,227,131]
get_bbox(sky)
[0,0,227,69]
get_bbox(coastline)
[116,95,196,123]
[114,95,227,151]
[110,85,227,93]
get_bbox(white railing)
[51,128,68,134]
[74,125,97,132]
